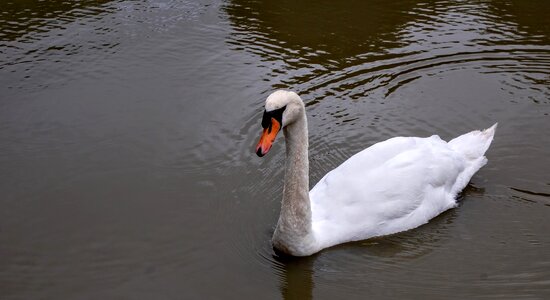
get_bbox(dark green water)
[1,0,549,299]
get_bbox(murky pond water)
[1,0,550,298]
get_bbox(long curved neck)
[272,109,317,256]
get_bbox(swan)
[255,90,497,256]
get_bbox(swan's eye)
[261,110,271,129]
[262,106,286,129]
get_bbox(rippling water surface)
[1,0,550,299]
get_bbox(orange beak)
[256,117,281,157]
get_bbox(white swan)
[255,90,497,256]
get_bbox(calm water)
[1,0,550,299]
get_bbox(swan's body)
[255,90,496,256]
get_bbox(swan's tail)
[448,123,497,196]
[448,123,497,160]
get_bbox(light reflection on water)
[1,0,550,299]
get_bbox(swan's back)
[310,124,497,250]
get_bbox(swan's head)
[255,90,305,157]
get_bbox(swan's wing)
[310,135,465,248]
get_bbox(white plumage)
[310,126,496,250]
[255,90,496,256]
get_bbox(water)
[1,0,549,298]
